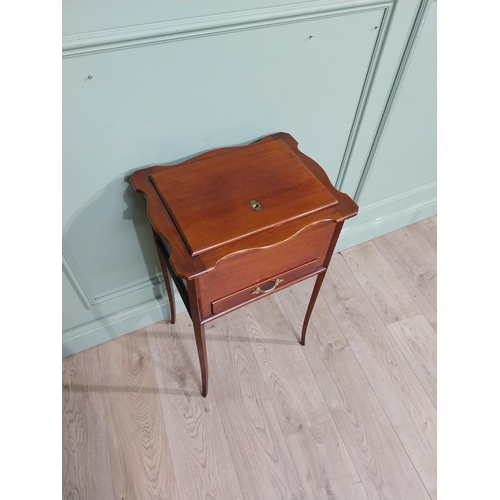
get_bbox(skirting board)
[62,295,186,357]
[335,182,436,252]
[62,183,436,358]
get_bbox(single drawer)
[211,259,318,315]
[197,219,337,318]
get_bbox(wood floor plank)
[97,331,179,500]
[402,219,437,272]
[147,316,243,500]
[321,254,437,499]
[278,281,431,500]
[286,419,370,500]
[210,315,307,500]
[430,215,437,226]
[341,240,421,325]
[387,315,437,407]
[62,347,114,500]
[242,296,331,437]
[373,228,437,331]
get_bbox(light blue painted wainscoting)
[62,0,436,357]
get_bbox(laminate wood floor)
[63,217,437,500]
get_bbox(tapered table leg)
[153,230,176,324]
[187,279,209,397]
[301,271,326,345]
[159,256,176,324]
[301,221,345,345]
[193,322,208,397]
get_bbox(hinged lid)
[150,139,338,256]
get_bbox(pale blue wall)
[63,0,436,356]
[339,0,437,245]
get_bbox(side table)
[131,132,358,396]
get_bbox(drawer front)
[197,219,336,318]
[211,259,318,315]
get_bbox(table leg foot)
[193,322,208,397]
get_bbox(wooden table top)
[130,132,358,279]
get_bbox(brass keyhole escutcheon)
[249,199,263,211]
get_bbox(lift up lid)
[150,139,339,257]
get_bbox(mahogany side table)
[131,132,358,397]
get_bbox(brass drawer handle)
[251,278,284,295]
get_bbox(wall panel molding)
[62,240,94,309]
[62,0,391,57]
[351,0,433,201]
[63,238,164,309]
[62,294,184,357]
[334,4,392,189]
